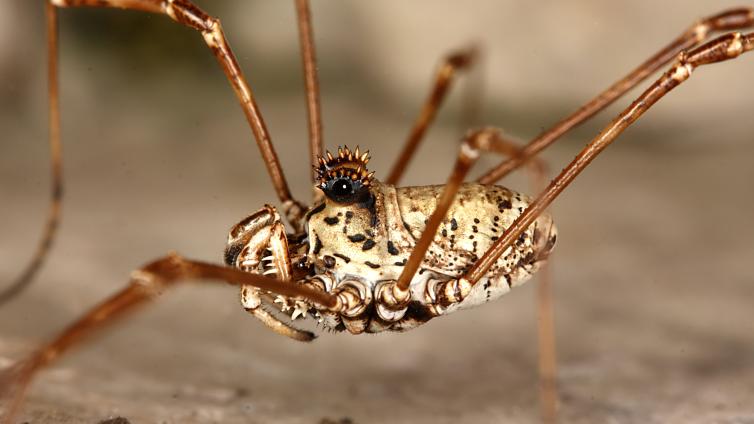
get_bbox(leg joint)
[165,0,216,33]
[130,252,188,292]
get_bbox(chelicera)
[1,1,752,423]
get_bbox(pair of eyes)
[322,177,365,203]
[330,178,356,196]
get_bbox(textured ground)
[1,1,753,423]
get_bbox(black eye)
[321,175,369,204]
[332,178,353,196]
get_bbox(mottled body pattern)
[226,148,556,336]
[308,182,557,332]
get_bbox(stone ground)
[1,2,753,423]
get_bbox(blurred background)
[1,1,753,423]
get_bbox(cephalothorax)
[225,146,556,337]
[1,1,752,423]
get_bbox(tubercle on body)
[224,146,557,337]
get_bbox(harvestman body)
[227,147,556,337]
[1,1,753,423]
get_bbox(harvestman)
[1,1,753,423]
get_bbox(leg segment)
[477,7,754,184]
[537,261,558,424]
[386,30,752,420]
[294,0,325,197]
[461,134,561,424]
[466,32,754,288]
[497,138,559,424]
[522,151,558,424]
[0,253,338,423]
[459,47,486,133]
[48,0,307,227]
[0,4,63,306]
[385,47,477,186]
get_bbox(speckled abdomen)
[396,183,557,309]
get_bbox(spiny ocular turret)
[315,146,375,204]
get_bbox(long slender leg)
[465,32,754,288]
[385,47,477,186]
[294,0,324,199]
[0,4,63,306]
[388,29,752,416]
[469,136,561,424]
[0,253,339,423]
[48,0,307,226]
[477,7,754,184]
[459,46,486,134]
[537,260,558,424]
[497,140,559,424]
[524,158,558,424]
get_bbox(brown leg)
[465,32,754,287]
[385,47,477,186]
[0,253,338,423]
[392,29,752,417]
[0,4,63,306]
[537,261,558,424]
[459,46,486,134]
[294,0,324,199]
[505,141,559,424]
[471,136,561,424]
[47,0,307,227]
[476,7,754,184]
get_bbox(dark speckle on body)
[364,261,380,269]
[333,253,351,263]
[313,234,323,254]
[348,234,366,243]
